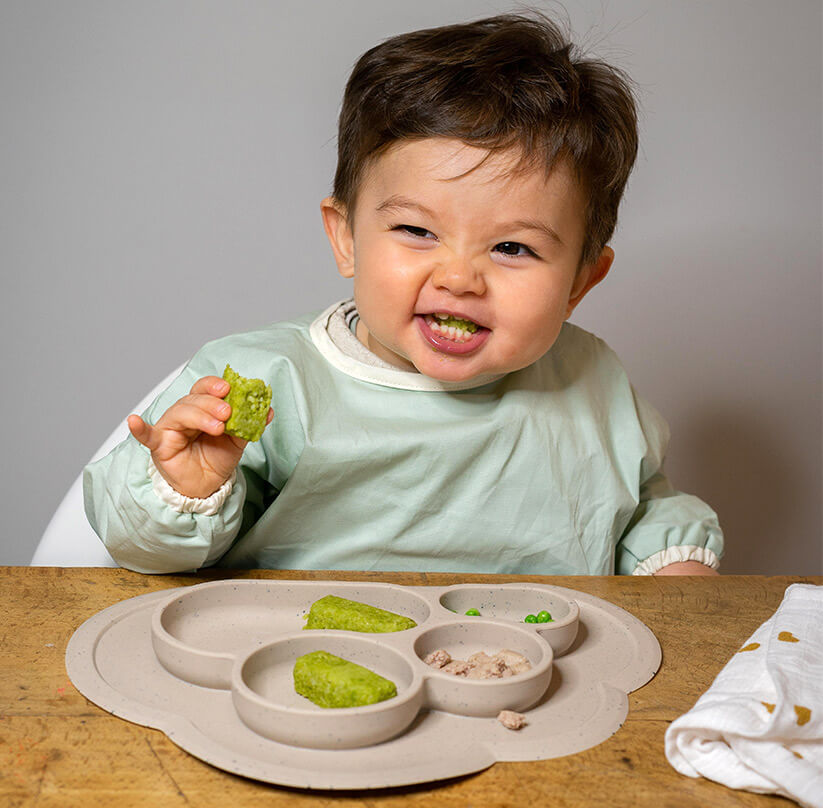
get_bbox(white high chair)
[30,364,185,566]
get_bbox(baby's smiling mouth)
[423,312,483,344]
[416,311,490,357]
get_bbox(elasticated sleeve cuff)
[614,467,725,576]
[148,457,235,515]
[632,545,721,575]
[83,437,246,574]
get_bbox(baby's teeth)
[424,315,477,342]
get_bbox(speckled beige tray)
[66,580,660,789]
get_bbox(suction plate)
[66,580,660,790]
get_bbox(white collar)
[309,301,506,392]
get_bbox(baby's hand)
[653,561,719,576]
[127,376,273,499]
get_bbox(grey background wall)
[2,0,821,572]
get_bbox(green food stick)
[222,364,272,442]
[303,594,417,633]
[293,650,397,708]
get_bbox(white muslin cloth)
[665,584,823,807]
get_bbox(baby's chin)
[415,349,547,383]
[411,352,505,383]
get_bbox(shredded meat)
[441,659,473,676]
[423,648,531,680]
[493,649,532,675]
[423,649,451,668]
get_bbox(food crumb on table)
[497,710,527,730]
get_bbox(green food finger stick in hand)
[222,365,272,442]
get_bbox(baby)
[84,13,723,576]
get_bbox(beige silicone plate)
[66,580,660,790]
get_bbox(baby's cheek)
[513,313,563,356]
[493,336,544,373]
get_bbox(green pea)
[465,608,481,616]
[524,614,538,623]
[536,610,552,623]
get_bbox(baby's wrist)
[147,458,235,515]
[653,561,719,576]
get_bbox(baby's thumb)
[127,414,160,452]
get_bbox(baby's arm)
[84,362,273,574]
[615,469,724,575]
[614,388,724,576]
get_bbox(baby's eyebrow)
[505,219,565,248]
[375,195,437,218]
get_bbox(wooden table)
[2,568,819,807]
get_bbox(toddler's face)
[322,138,612,382]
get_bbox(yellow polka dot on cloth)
[794,705,811,726]
[739,642,760,652]
[778,631,800,642]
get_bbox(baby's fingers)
[190,375,230,398]
[127,414,162,452]
[160,398,230,437]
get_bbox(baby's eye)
[394,224,437,240]
[493,241,536,258]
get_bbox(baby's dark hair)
[333,12,638,265]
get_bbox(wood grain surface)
[2,567,819,807]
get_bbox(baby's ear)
[565,246,614,318]
[320,197,355,279]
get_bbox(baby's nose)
[430,254,486,295]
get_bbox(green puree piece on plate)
[294,650,397,708]
[222,364,272,442]
[303,594,417,633]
